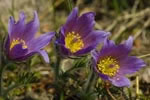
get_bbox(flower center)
[10,38,28,50]
[97,56,120,77]
[65,32,84,53]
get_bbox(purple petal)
[124,36,133,53]
[98,73,109,80]
[8,16,15,37]
[72,12,95,38]
[28,32,55,51]
[59,27,65,44]
[59,44,71,56]
[99,39,131,60]
[8,12,26,40]
[4,36,10,55]
[18,52,36,61]
[119,56,146,75]
[106,36,133,59]
[63,7,78,35]
[22,11,39,41]
[101,39,116,53]
[38,50,49,63]
[74,45,94,55]
[91,50,99,62]
[73,31,110,55]
[9,44,28,59]
[83,31,110,48]
[108,45,129,59]
[96,39,116,59]
[55,38,71,56]
[91,51,109,80]
[109,75,130,87]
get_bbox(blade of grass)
[66,0,73,12]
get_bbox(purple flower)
[56,7,110,56]
[5,11,55,63]
[91,36,145,87]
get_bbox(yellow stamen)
[65,32,84,53]
[97,56,120,77]
[10,38,28,50]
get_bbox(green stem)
[55,45,61,81]
[0,66,5,96]
[60,92,64,100]
[0,41,4,96]
[84,69,95,93]
[0,39,2,69]
[55,55,61,81]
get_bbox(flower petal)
[91,51,109,80]
[59,44,71,56]
[38,50,49,63]
[63,7,78,35]
[119,56,146,75]
[9,44,28,60]
[22,11,39,41]
[4,36,10,55]
[98,73,109,80]
[59,27,65,44]
[74,44,98,56]
[73,12,95,38]
[83,31,110,48]
[96,39,116,59]
[124,36,133,53]
[99,39,131,60]
[73,31,109,55]
[109,75,130,87]
[29,32,55,51]
[101,39,116,52]
[91,50,99,62]
[8,12,26,40]
[8,17,15,37]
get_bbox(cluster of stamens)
[65,32,84,53]
[97,56,120,77]
[10,38,28,50]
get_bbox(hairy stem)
[55,54,61,81]
[84,69,95,93]
[0,40,5,96]
[55,45,61,81]
[0,66,5,96]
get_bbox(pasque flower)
[56,7,110,56]
[92,36,145,87]
[4,11,55,63]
